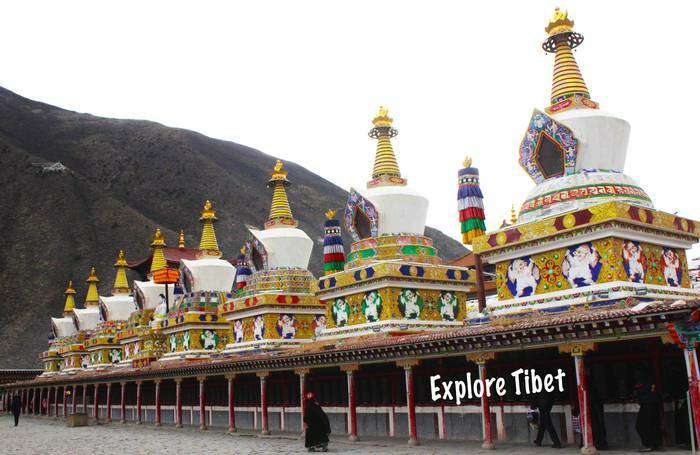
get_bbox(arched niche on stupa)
[245,236,269,273]
[519,109,578,184]
[344,188,379,242]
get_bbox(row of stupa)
[42,106,478,374]
[41,8,700,376]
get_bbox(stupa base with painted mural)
[159,292,231,360]
[219,269,325,353]
[317,234,475,339]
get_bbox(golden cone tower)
[112,250,130,295]
[265,160,298,228]
[178,230,186,249]
[149,228,167,275]
[543,8,595,109]
[84,267,100,308]
[368,106,404,187]
[63,281,77,316]
[199,201,221,257]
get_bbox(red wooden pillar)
[106,383,112,422]
[39,388,44,415]
[403,363,419,446]
[574,353,596,455]
[119,382,126,424]
[154,380,162,426]
[82,384,87,413]
[684,347,700,446]
[478,362,495,449]
[62,387,68,417]
[197,376,207,430]
[72,385,77,414]
[227,374,236,433]
[136,381,143,424]
[258,372,270,435]
[47,387,52,417]
[175,378,183,428]
[342,365,359,442]
[21,389,26,414]
[296,368,308,433]
[93,384,99,420]
[29,389,34,415]
[54,387,59,417]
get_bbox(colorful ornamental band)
[520,183,652,215]
[322,209,346,275]
[234,246,252,291]
[458,157,486,245]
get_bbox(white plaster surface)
[249,226,313,269]
[363,184,428,236]
[180,258,236,292]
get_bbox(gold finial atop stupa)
[368,106,403,187]
[325,209,336,220]
[545,7,574,36]
[510,203,517,224]
[199,200,221,257]
[372,106,393,128]
[266,160,297,228]
[542,8,592,108]
[463,156,473,168]
[149,228,167,274]
[178,230,186,249]
[240,246,247,255]
[63,280,77,316]
[85,267,100,307]
[112,250,130,294]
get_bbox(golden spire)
[198,200,221,257]
[510,204,517,224]
[543,8,592,107]
[368,106,404,187]
[178,230,186,249]
[112,250,130,295]
[325,209,336,220]
[84,267,100,308]
[63,280,76,317]
[149,228,167,275]
[265,160,297,229]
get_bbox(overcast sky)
[3,1,699,261]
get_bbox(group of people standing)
[528,378,665,452]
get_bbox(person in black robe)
[11,394,22,427]
[532,391,562,448]
[589,381,608,450]
[634,381,662,452]
[303,392,330,452]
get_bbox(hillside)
[0,86,466,368]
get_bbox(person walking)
[11,394,21,427]
[532,391,562,448]
[303,392,331,452]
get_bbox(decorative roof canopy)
[265,160,298,229]
[149,228,167,275]
[63,280,76,317]
[542,8,598,112]
[368,106,406,188]
[199,200,221,258]
[112,250,130,295]
[84,267,100,308]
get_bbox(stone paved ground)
[1,416,693,454]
